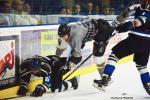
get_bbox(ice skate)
[70,77,79,90]
[62,81,68,91]
[143,82,150,95]
[93,75,111,92]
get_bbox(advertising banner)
[0,35,19,89]
[41,29,58,56]
[21,29,58,60]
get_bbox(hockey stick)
[63,53,93,80]
[63,30,117,81]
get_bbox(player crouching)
[17,55,77,97]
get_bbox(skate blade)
[92,83,106,92]
[108,80,113,85]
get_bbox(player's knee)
[93,56,106,67]
[93,42,107,57]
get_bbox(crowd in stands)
[0,0,127,26]
[0,0,39,26]
[60,2,115,15]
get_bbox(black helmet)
[30,55,42,70]
[30,55,50,76]
[58,24,70,37]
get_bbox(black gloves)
[116,21,134,33]
[31,84,46,97]
[70,56,82,65]
[17,83,28,96]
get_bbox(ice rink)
[10,61,150,100]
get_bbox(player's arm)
[116,16,148,33]
[56,37,69,56]
[69,32,82,65]
[113,4,140,27]
[17,66,31,96]
[31,75,51,97]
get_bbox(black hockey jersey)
[19,55,67,89]
[132,6,150,37]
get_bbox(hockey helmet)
[30,55,50,76]
[30,55,42,70]
[58,24,70,37]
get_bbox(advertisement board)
[40,29,58,56]
[0,35,19,89]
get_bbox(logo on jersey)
[142,12,146,15]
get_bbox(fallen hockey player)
[17,55,77,97]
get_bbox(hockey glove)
[62,56,82,73]
[116,21,134,33]
[17,83,28,96]
[31,84,46,97]
[70,56,82,65]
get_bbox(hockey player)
[56,18,115,89]
[93,0,150,95]
[17,55,74,97]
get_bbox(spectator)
[84,2,95,15]
[12,0,24,14]
[95,5,102,15]
[23,3,31,14]
[60,7,67,14]
[73,4,82,15]
[66,7,72,15]
[103,7,110,15]
[60,7,72,15]
[0,0,13,26]
[0,0,12,13]
[12,0,38,25]
[23,2,40,24]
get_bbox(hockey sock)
[93,56,106,78]
[140,72,150,83]
[103,52,118,77]
[103,64,115,76]
[136,65,150,83]
[97,67,105,79]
